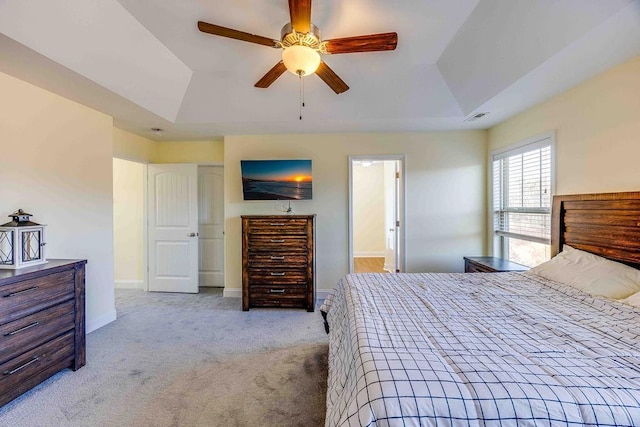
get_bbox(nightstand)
[464,256,529,273]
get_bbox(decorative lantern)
[0,209,47,269]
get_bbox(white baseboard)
[354,251,385,258]
[114,280,144,289]
[316,289,333,300]
[223,288,242,298]
[86,309,117,334]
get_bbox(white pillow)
[621,291,640,308]
[527,245,640,299]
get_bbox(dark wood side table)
[464,256,529,273]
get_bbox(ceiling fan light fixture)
[282,45,321,76]
[198,4,397,93]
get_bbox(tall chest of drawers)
[242,215,316,311]
[0,259,86,407]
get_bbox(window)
[492,133,554,267]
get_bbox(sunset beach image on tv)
[241,160,312,200]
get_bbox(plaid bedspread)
[321,272,640,426]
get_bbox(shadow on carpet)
[132,343,328,427]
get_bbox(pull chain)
[299,73,302,120]
[297,71,308,120]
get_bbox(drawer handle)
[4,321,40,337]
[270,272,286,276]
[270,223,285,226]
[4,356,40,376]
[270,256,285,260]
[3,286,39,298]
[270,239,285,243]
[270,289,286,294]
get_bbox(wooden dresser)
[242,215,316,311]
[0,259,86,407]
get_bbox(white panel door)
[148,164,199,293]
[198,166,224,287]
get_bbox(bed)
[321,191,640,426]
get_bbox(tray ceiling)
[0,0,638,140]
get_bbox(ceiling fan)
[197,0,398,94]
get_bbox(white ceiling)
[0,0,639,141]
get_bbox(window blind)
[493,138,552,244]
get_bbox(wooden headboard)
[552,191,640,269]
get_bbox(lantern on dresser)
[0,209,47,269]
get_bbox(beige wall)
[113,129,224,165]
[113,127,155,163]
[113,158,144,288]
[487,55,640,255]
[0,71,115,333]
[224,131,487,294]
[153,140,223,164]
[353,163,386,256]
[489,55,640,193]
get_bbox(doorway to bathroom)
[348,155,405,273]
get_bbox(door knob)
[188,232,197,237]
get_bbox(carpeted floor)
[0,289,329,427]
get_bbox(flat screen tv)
[241,159,312,200]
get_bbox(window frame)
[491,131,556,262]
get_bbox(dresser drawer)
[249,298,306,308]
[0,300,75,364]
[250,284,307,298]
[465,262,494,273]
[249,287,307,308]
[0,270,75,324]
[248,269,308,285]
[248,235,308,252]
[0,332,75,407]
[247,253,308,268]
[245,218,309,235]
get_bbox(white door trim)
[348,155,406,273]
[142,163,149,291]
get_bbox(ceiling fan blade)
[198,21,278,48]
[255,61,287,88]
[323,32,398,54]
[289,0,312,33]
[315,61,349,94]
